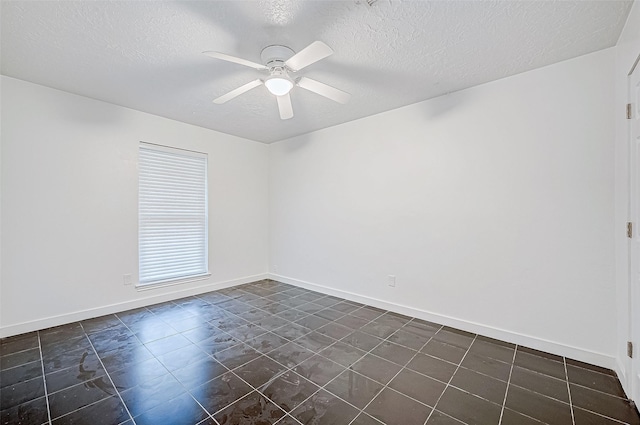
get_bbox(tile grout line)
[111,312,223,424]
[423,334,479,425]
[344,318,446,425]
[563,356,576,425]
[497,343,518,425]
[79,322,138,425]
[36,330,53,425]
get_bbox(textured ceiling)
[1,0,633,143]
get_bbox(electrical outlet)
[273,265,278,273]
[388,275,396,287]
[123,274,132,286]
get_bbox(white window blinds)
[138,143,208,285]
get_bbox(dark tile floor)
[1,279,638,425]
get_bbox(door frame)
[628,52,640,403]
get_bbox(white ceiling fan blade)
[213,79,263,104]
[296,77,351,104]
[285,41,333,71]
[203,51,268,71]
[276,93,294,120]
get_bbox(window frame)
[137,142,210,289]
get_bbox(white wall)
[270,48,616,367]
[0,76,269,337]
[614,0,640,399]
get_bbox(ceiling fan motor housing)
[261,45,295,69]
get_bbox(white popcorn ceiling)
[1,0,633,143]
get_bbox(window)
[138,142,208,286]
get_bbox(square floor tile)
[349,306,386,322]
[108,357,168,391]
[266,342,315,369]
[1,376,45,411]
[291,389,359,425]
[234,355,288,388]
[449,367,507,405]
[351,412,385,425]
[144,333,192,357]
[225,323,268,343]
[273,324,312,341]
[0,395,49,425]
[99,345,154,372]
[190,372,252,415]
[45,358,107,394]
[1,361,43,390]
[388,368,446,407]
[460,352,511,382]
[432,328,475,350]
[294,315,331,332]
[567,364,626,398]
[155,344,210,372]
[314,308,346,322]
[320,341,366,367]
[421,340,467,364]
[371,341,417,366]
[213,391,286,424]
[572,407,631,425]
[497,408,542,425]
[261,370,320,412]
[425,410,468,424]
[212,345,261,370]
[350,354,402,385]
[293,331,335,352]
[48,379,116,420]
[335,315,370,330]
[435,386,502,425]
[324,369,384,408]
[172,358,228,390]
[245,332,289,354]
[52,397,131,425]
[403,320,441,339]
[341,331,384,352]
[468,336,515,363]
[360,322,397,339]
[1,348,41,371]
[134,392,209,425]
[316,323,353,340]
[513,350,566,380]
[365,387,432,425]
[504,384,572,424]
[1,333,39,356]
[294,355,346,386]
[406,353,457,383]
[119,373,184,417]
[510,365,569,402]
[387,329,429,351]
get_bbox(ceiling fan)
[204,41,350,120]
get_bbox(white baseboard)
[270,273,618,372]
[0,273,268,338]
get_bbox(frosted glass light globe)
[265,77,293,96]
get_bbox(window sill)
[135,273,211,291]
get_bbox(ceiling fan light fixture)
[265,76,294,96]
